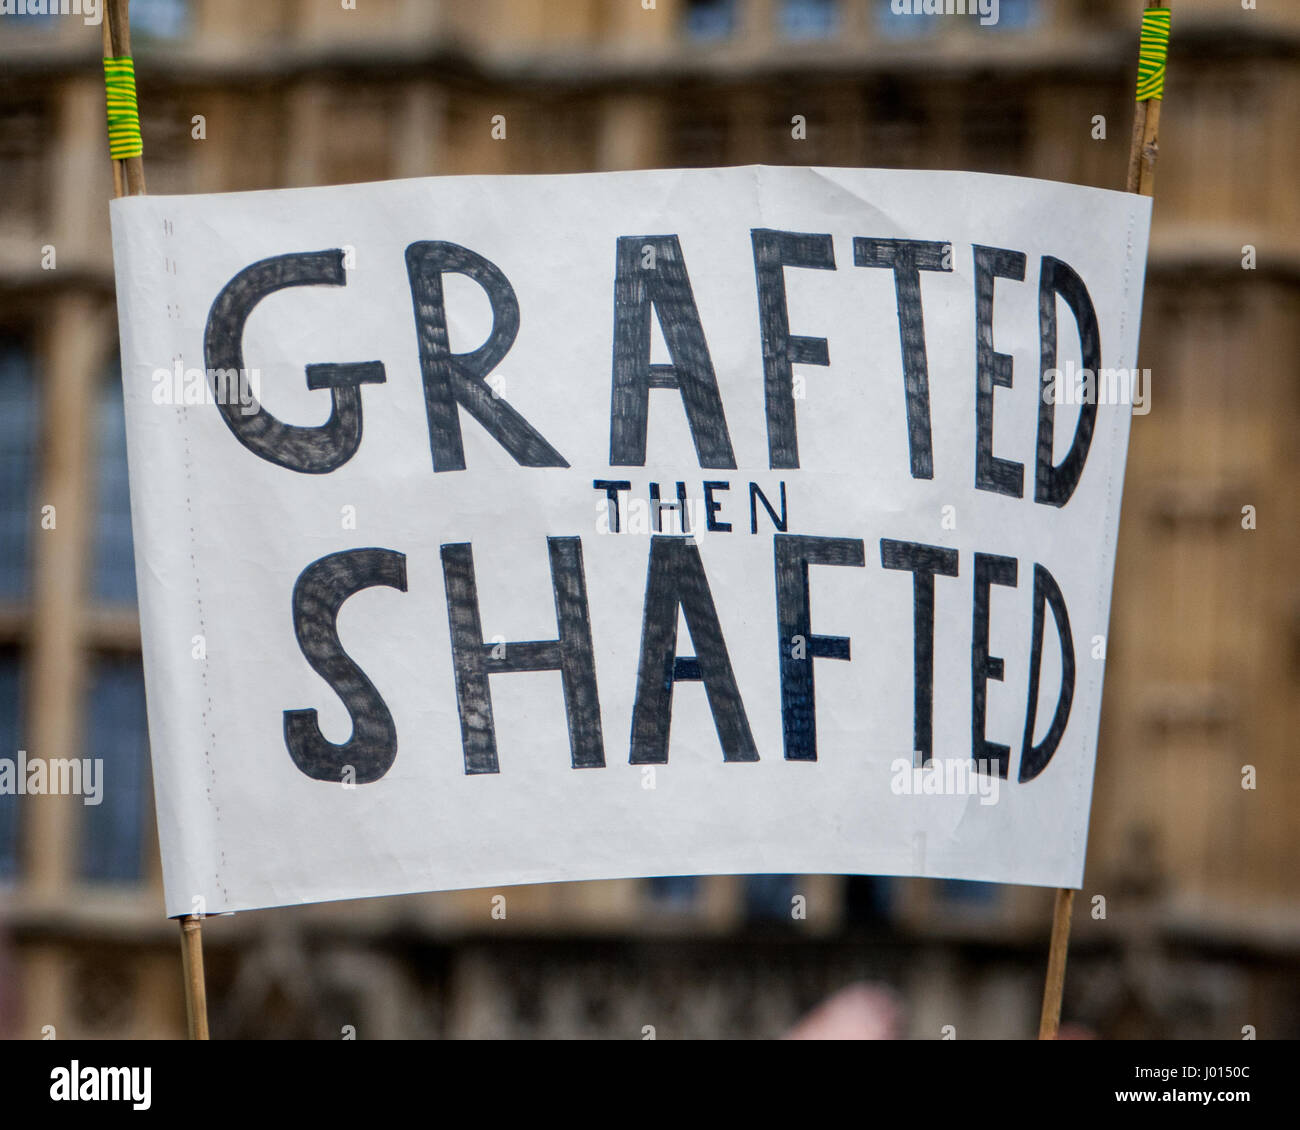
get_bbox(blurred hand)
[783,983,903,1040]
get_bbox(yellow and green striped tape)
[1136,7,1172,102]
[103,56,143,159]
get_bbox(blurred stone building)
[0,0,1296,1038]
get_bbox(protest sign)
[109,165,1150,915]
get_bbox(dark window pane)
[989,0,1037,30]
[93,362,137,604]
[6,10,56,29]
[781,0,838,38]
[0,340,37,599]
[684,0,736,40]
[744,874,797,921]
[81,657,150,883]
[874,0,936,38]
[131,0,191,41]
[941,878,998,905]
[648,875,699,907]
[844,875,894,924]
[875,0,1033,35]
[0,652,23,881]
[0,99,52,231]
[863,78,930,169]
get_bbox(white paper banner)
[109,166,1150,916]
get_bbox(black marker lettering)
[1019,563,1075,781]
[1036,256,1101,507]
[752,229,835,469]
[880,538,960,766]
[440,537,603,774]
[974,245,1027,498]
[775,534,866,761]
[204,250,386,474]
[972,551,1018,778]
[630,536,755,763]
[406,240,568,472]
[610,235,737,468]
[854,238,952,480]
[284,548,407,783]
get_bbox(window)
[863,78,930,169]
[648,875,700,908]
[684,0,737,41]
[781,0,838,39]
[986,0,1037,30]
[0,651,23,882]
[130,0,191,41]
[844,875,894,924]
[93,361,137,605]
[80,658,150,883]
[4,8,56,30]
[874,0,937,39]
[875,0,1034,35]
[0,99,51,238]
[940,878,998,906]
[0,338,37,600]
[743,874,797,921]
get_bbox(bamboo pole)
[1126,3,1166,196]
[103,0,145,196]
[102,0,210,1041]
[1037,888,1075,1039]
[179,914,211,1040]
[1037,0,1169,1041]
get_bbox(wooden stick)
[103,0,146,196]
[179,915,211,1040]
[1124,100,1148,194]
[104,0,209,1041]
[1038,0,1169,1041]
[1126,0,1167,197]
[1129,95,1161,197]
[1037,888,1075,1039]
